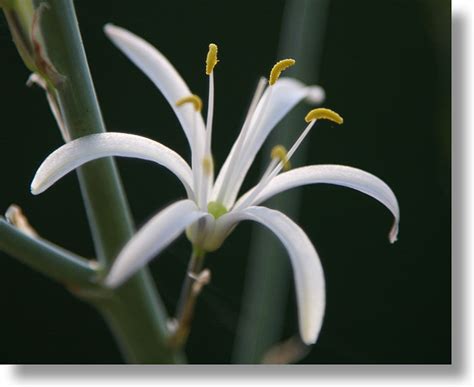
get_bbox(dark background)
[0,0,450,363]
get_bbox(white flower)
[30,24,399,345]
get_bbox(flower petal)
[104,24,206,154]
[236,164,400,243]
[212,78,323,209]
[31,133,194,198]
[218,206,325,344]
[106,199,210,287]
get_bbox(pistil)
[199,43,219,209]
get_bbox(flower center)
[207,201,228,219]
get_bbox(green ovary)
[207,201,228,219]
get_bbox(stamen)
[269,58,295,85]
[198,43,219,209]
[305,108,343,124]
[238,59,294,162]
[231,59,296,203]
[205,73,215,154]
[206,43,219,75]
[235,109,343,210]
[271,145,291,171]
[190,105,200,203]
[286,120,316,161]
[202,155,214,176]
[176,95,203,112]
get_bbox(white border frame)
[1,1,469,386]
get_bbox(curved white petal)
[31,133,194,198]
[217,206,325,344]
[212,78,323,208]
[106,200,210,287]
[236,164,400,243]
[104,24,206,155]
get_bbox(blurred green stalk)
[0,218,97,285]
[233,0,330,363]
[2,0,182,363]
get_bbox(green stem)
[233,0,330,364]
[0,220,181,363]
[31,0,133,265]
[3,0,182,363]
[0,218,97,285]
[95,270,184,363]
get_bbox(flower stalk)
[170,249,208,349]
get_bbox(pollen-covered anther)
[271,145,291,171]
[202,155,214,175]
[176,94,203,112]
[305,108,344,124]
[206,43,219,75]
[269,58,296,85]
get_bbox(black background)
[0,0,450,363]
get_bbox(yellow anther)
[305,108,344,124]
[202,155,214,175]
[176,94,203,112]
[271,145,291,171]
[206,43,219,75]
[269,58,295,85]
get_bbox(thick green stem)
[3,0,182,363]
[94,270,183,363]
[31,0,133,265]
[0,221,180,363]
[233,0,330,363]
